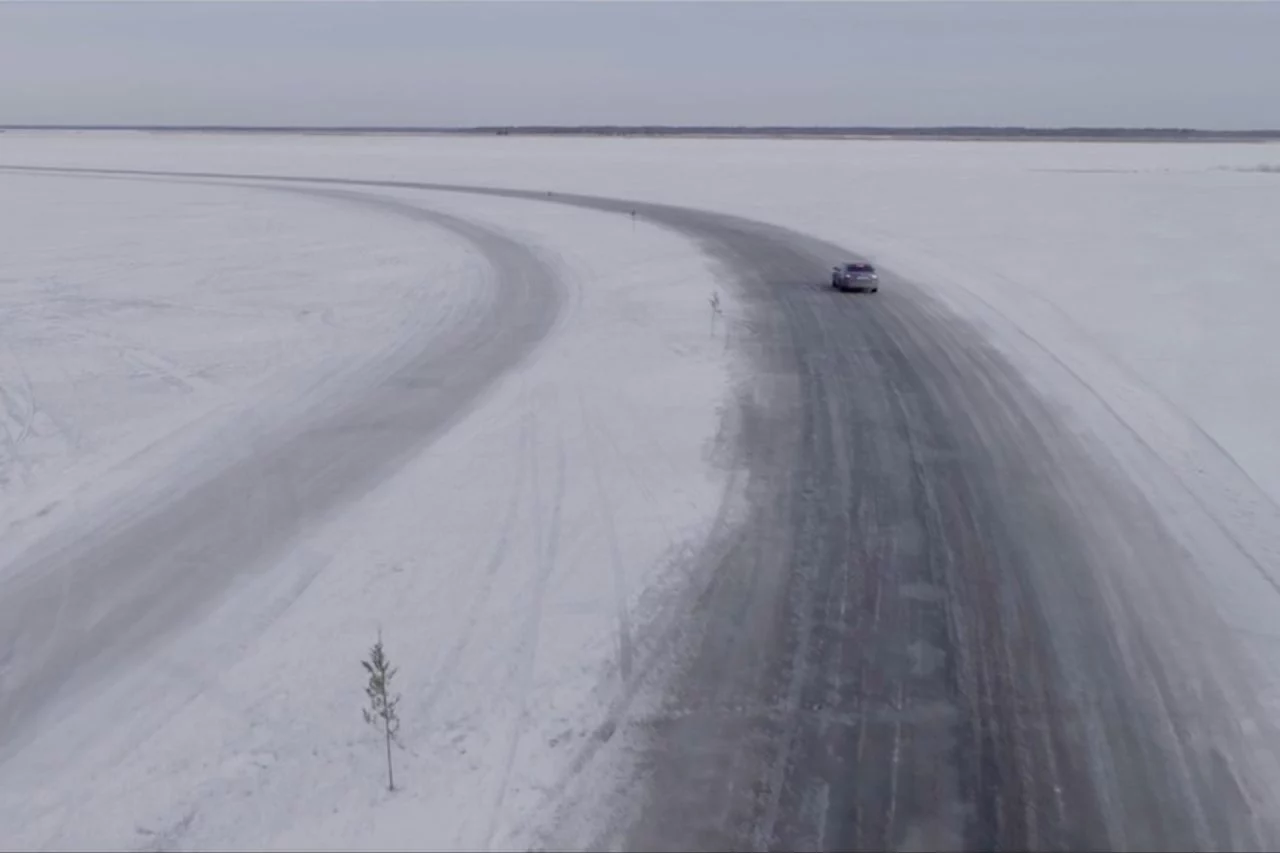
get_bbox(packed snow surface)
[2,133,1280,849]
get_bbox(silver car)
[831,262,880,293]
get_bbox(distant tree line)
[467,126,1280,141]
[3,125,1278,142]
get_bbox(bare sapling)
[362,629,402,791]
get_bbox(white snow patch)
[0,179,739,851]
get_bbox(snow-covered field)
[2,133,1280,850]
[0,174,485,568]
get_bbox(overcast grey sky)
[1,1,1277,129]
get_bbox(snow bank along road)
[2,163,1279,852]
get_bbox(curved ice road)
[1,163,1275,852]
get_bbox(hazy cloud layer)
[2,1,1277,128]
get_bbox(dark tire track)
[1,164,1273,851]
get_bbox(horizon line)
[3,123,1280,136]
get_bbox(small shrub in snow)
[362,629,402,791]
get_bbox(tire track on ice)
[515,454,750,851]
[576,388,635,683]
[56,322,224,398]
[0,344,39,487]
[483,399,568,852]
[418,407,533,725]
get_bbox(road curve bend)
[0,182,568,762]
[1,164,1275,852]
